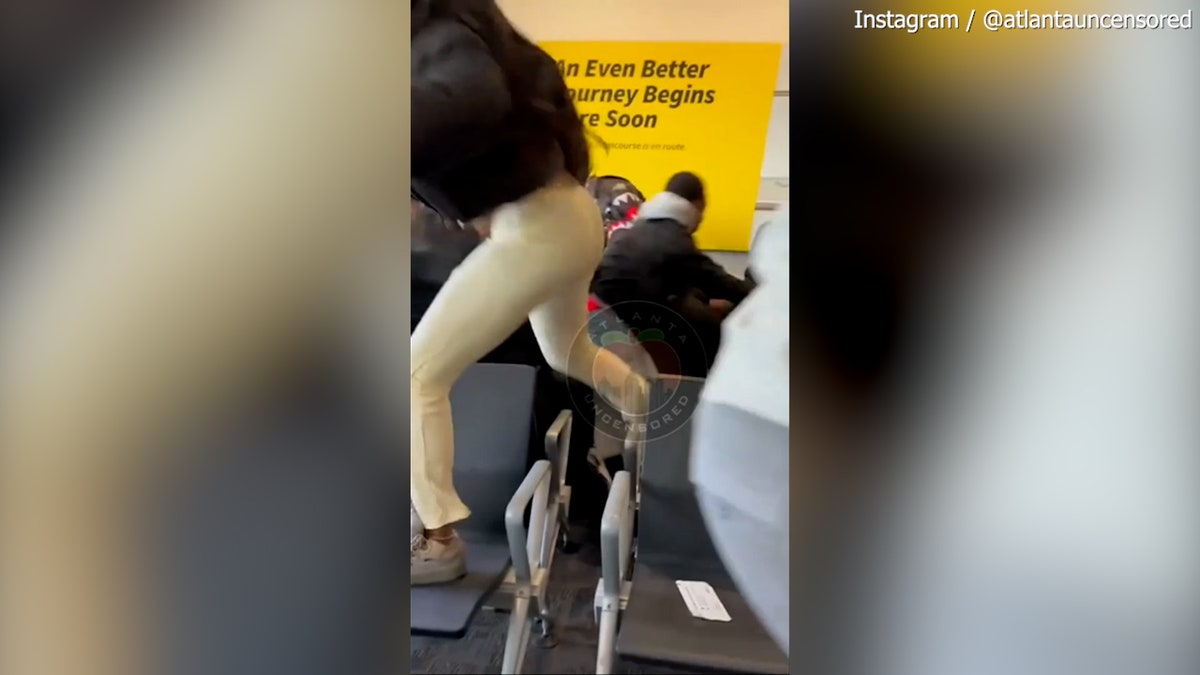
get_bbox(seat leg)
[557,507,570,541]
[500,595,532,674]
[556,489,580,554]
[558,526,580,554]
[533,602,558,649]
[595,606,619,674]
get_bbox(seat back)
[449,363,538,539]
[635,375,723,570]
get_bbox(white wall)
[756,45,789,246]
[761,45,789,179]
[761,97,789,178]
[774,42,789,90]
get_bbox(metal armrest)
[505,460,552,586]
[600,471,634,597]
[596,470,634,675]
[544,409,575,562]
[621,437,640,504]
[543,409,572,491]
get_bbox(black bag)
[585,174,645,240]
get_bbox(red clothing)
[604,204,639,240]
[591,206,639,312]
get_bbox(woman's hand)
[709,298,735,316]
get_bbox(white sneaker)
[410,533,467,586]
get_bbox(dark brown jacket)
[411,0,589,222]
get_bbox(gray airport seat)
[595,376,788,674]
[410,363,573,674]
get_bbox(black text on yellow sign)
[557,58,719,129]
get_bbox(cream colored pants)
[411,177,645,530]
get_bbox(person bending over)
[409,0,648,585]
[591,171,752,376]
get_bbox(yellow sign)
[538,41,781,252]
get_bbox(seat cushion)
[616,562,789,674]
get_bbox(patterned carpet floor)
[411,531,690,675]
